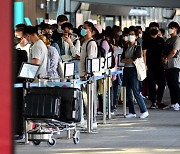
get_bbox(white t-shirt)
[79,38,97,76]
[16,43,31,59]
[29,40,48,78]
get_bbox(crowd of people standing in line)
[14,14,180,139]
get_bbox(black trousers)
[147,68,166,104]
[14,88,24,135]
[165,68,180,104]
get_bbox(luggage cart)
[25,118,80,146]
[23,86,82,146]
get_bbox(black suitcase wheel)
[47,138,56,146]
[73,131,80,144]
[32,140,41,146]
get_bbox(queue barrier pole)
[87,81,91,133]
[107,74,111,120]
[90,82,94,130]
[103,77,106,124]
[123,86,126,116]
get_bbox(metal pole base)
[80,129,98,134]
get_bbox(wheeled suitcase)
[23,91,61,119]
[24,87,82,122]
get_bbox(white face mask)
[117,31,122,36]
[128,35,136,42]
[38,30,41,35]
[124,36,128,41]
[139,33,143,38]
[58,26,62,31]
[168,28,174,35]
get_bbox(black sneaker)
[149,104,158,109]
[15,133,25,140]
[157,103,168,109]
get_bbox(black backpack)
[86,39,115,68]
[86,39,106,58]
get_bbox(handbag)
[133,57,147,81]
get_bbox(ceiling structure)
[75,0,180,8]
[73,0,180,16]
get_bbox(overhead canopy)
[74,0,180,8]
[89,4,131,16]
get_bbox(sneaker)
[125,113,136,118]
[92,122,97,129]
[111,112,115,115]
[173,103,180,111]
[170,104,176,108]
[97,111,103,115]
[149,104,158,109]
[78,121,97,129]
[157,103,168,109]
[15,133,25,140]
[140,111,149,119]
[77,120,87,128]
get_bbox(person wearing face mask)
[41,23,61,57]
[51,14,68,43]
[23,26,48,78]
[136,26,143,45]
[15,26,31,59]
[142,22,166,109]
[60,22,81,76]
[112,25,122,46]
[162,22,180,111]
[78,21,98,129]
[121,27,149,119]
[118,27,129,49]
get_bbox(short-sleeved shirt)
[79,38,98,76]
[124,44,137,67]
[142,36,164,70]
[165,36,180,69]
[47,46,60,78]
[29,40,48,78]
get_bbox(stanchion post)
[24,120,29,144]
[123,86,126,116]
[87,81,91,133]
[90,82,94,130]
[108,74,111,120]
[103,77,106,124]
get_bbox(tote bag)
[133,57,147,81]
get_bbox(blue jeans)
[123,67,147,114]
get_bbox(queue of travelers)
[13,14,180,140]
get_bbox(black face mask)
[14,37,21,45]
[150,29,158,35]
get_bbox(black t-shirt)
[52,30,63,42]
[142,36,164,69]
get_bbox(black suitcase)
[24,87,82,122]
[24,92,61,119]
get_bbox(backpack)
[86,39,106,58]
[86,39,115,69]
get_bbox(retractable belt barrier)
[14,70,124,134]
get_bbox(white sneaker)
[125,113,136,118]
[140,111,149,119]
[173,103,180,111]
[92,122,97,129]
[77,120,87,128]
[170,104,176,108]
